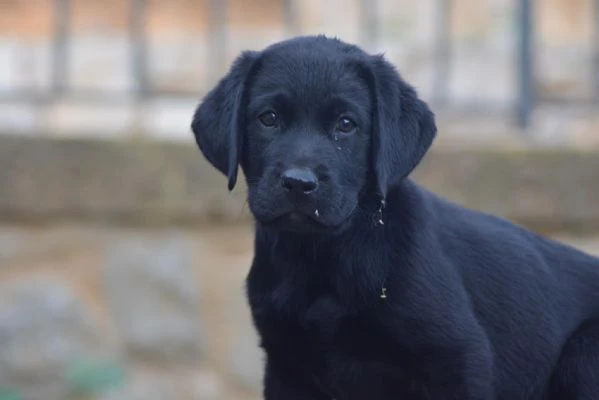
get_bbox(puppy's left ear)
[362,55,437,199]
[191,51,259,191]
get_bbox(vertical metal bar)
[130,0,149,97]
[359,0,378,49]
[283,0,299,37]
[592,0,599,104]
[208,0,228,82]
[433,0,452,106]
[52,0,70,95]
[517,0,534,129]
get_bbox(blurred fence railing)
[0,0,598,131]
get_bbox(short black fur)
[192,35,599,399]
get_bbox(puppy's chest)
[253,284,371,351]
[251,283,398,364]
[248,253,393,361]
[252,292,429,398]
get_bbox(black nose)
[281,168,319,194]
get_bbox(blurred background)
[0,1,598,399]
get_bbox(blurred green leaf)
[65,359,126,395]
[0,388,21,400]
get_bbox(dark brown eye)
[258,110,278,127]
[336,116,357,134]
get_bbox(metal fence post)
[209,0,228,83]
[52,0,70,96]
[130,0,149,98]
[433,0,452,106]
[517,0,535,129]
[283,0,299,37]
[359,0,378,50]
[592,0,599,104]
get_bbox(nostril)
[301,180,318,193]
[280,168,319,194]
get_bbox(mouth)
[261,211,327,233]
[259,205,358,234]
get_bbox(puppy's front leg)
[379,307,495,399]
[263,358,329,400]
[427,342,496,400]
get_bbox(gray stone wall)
[0,225,261,400]
[0,225,598,400]
[2,135,599,232]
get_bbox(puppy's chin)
[247,186,359,234]
[260,211,329,233]
[253,207,357,235]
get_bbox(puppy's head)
[192,36,436,234]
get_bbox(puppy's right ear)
[191,51,259,191]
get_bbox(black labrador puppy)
[192,35,599,399]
